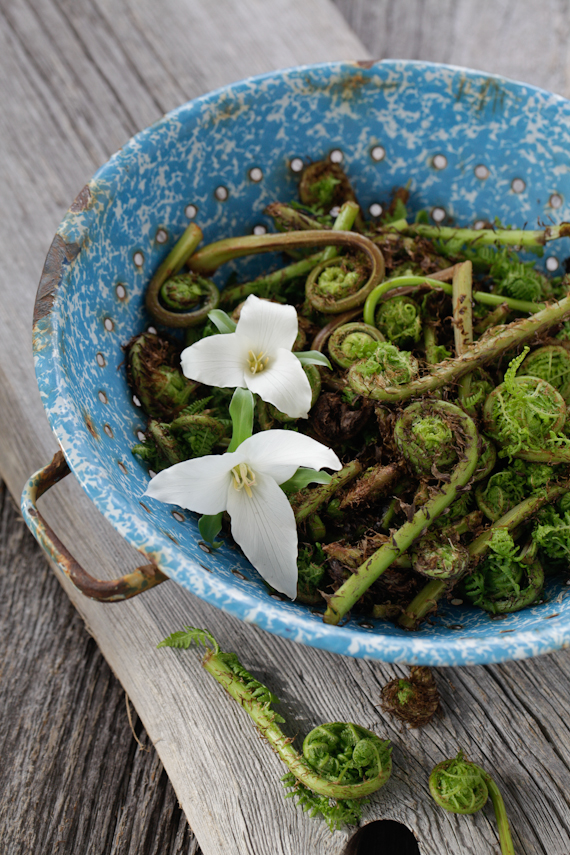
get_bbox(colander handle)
[20,450,168,602]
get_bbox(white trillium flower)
[145,430,341,599]
[180,294,312,419]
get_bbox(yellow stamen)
[230,462,257,498]
[248,350,270,374]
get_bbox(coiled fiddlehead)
[305,256,374,313]
[516,344,570,404]
[380,666,442,728]
[145,223,222,327]
[411,534,470,581]
[328,323,385,368]
[374,296,422,346]
[158,627,392,831]
[126,331,198,419]
[463,531,544,614]
[429,751,515,855]
[324,401,479,625]
[393,400,460,477]
[483,348,567,458]
[347,342,419,397]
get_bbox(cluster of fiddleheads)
[127,155,570,633]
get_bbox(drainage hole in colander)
[103,424,113,438]
[290,157,304,173]
[98,390,108,404]
[330,206,340,217]
[369,203,383,218]
[432,153,447,170]
[199,542,213,553]
[249,167,263,182]
[359,622,374,629]
[103,317,114,332]
[550,193,563,209]
[474,220,488,230]
[370,145,385,162]
[133,251,144,267]
[147,325,157,335]
[474,164,490,179]
[139,502,151,514]
[172,510,185,522]
[214,185,228,201]
[185,204,198,219]
[511,178,526,194]
[329,149,343,163]
[96,352,106,367]
[132,394,142,407]
[117,461,128,474]
[156,227,168,244]
[252,224,267,235]
[431,207,446,223]
[546,256,560,272]
[136,429,146,441]
[232,568,246,580]
[116,283,127,300]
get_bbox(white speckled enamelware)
[30,60,570,665]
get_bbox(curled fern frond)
[157,626,220,654]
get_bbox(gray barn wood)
[3,1,570,853]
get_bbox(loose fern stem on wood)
[158,627,392,830]
[398,481,570,628]
[429,751,515,855]
[323,401,479,626]
[351,293,570,404]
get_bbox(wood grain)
[4,1,570,853]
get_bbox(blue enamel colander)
[23,60,570,666]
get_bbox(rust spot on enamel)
[69,184,93,212]
[34,234,81,324]
[83,410,99,440]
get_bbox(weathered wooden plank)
[5,1,570,853]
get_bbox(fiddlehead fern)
[323,401,479,625]
[463,531,544,615]
[429,751,515,855]
[347,342,419,397]
[305,256,374,313]
[483,348,567,457]
[516,344,570,404]
[125,331,198,419]
[158,626,392,831]
[298,159,360,215]
[380,666,442,728]
[374,296,422,346]
[327,323,385,368]
[411,534,470,581]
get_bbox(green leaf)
[157,626,220,653]
[280,467,332,493]
[208,309,237,334]
[198,512,223,548]
[295,350,332,369]
[228,388,254,451]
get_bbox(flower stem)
[323,402,479,625]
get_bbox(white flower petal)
[144,454,233,515]
[247,349,312,418]
[226,471,299,599]
[236,295,298,354]
[180,332,247,387]
[235,430,342,483]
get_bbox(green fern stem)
[323,402,479,626]
[352,292,570,404]
[388,219,570,250]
